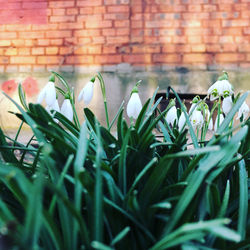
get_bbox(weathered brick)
[19,31,44,39]
[95,55,122,64]
[50,16,75,23]
[52,9,66,16]
[37,56,64,64]
[46,31,72,38]
[107,36,129,44]
[10,56,36,64]
[183,53,213,63]
[18,48,30,55]
[153,54,181,63]
[215,53,245,62]
[66,56,94,64]
[46,47,59,55]
[77,0,102,7]
[49,1,75,8]
[32,48,45,55]
[4,48,17,56]
[107,6,129,13]
[0,40,11,47]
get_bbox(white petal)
[178,112,186,131]
[214,114,224,131]
[190,110,204,130]
[208,118,213,130]
[45,82,57,106]
[222,96,233,115]
[237,101,249,121]
[78,81,94,105]
[126,92,142,119]
[166,106,177,126]
[51,99,60,112]
[61,99,73,121]
[37,85,47,104]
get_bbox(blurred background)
[0,0,249,134]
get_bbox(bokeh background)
[0,0,249,133]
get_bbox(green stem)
[96,73,110,130]
[71,98,80,130]
[217,96,221,131]
[12,121,24,153]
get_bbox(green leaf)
[111,226,130,246]
[237,159,248,239]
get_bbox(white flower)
[237,101,249,121]
[46,99,60,113]
[165,106,177,126]
[190,110,204,130]
[61,99,73,121]
[205,108,213,131]
[178,112,186,131]
[126,92,142,119]
[78,80,94,105]
[222,96,233,115]
[214,113,224,131]
[37,81,56,107]
[208,79,233,101]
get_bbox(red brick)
[102,28,116,36]
[188,5,202,12]
[219,36,234,43]
[162,45,191,53]
[131,21,143,28]
[4,48,17,56]
[206,45,221,52]
[203,4,217,12]
[0,56,9,64]
[0,40,11,46]
[221,44,237,52]
[46,47,59,55]
[67,8,79,15]
[191,45,206,52]
[116,28,130,36]
[107,36,129,44]
[37,56,64,64]
[95,55,122,64]
[49,1,75,8]
[74,29,101,37]
[59,23,83,30]
[51,39,63,46]
[22,2,47,9]
[77,0,102,7]
[215,53,245,62]
[18,48,30,55]
[32,48,45,55]
[92,36,106,44]
[37,39,50,46]
[0,32,17,39]
[65,56,94,64]
[80,7,93,14]
[114,20,130,27]
[183,54,213,63]
[50,16,75,23]
[153,54,181,63]
[93,6,106,14]
[107,6,129,13]
[102,46,117,54]
[238,44,250,52]
[5,24,31,31]
[10,56,36,64]
[123,54,151,64]
[19,31,44,39]
[46,31,72,38]
[59,47,73,55]
[52,9,66,16]
[85,20,112,29]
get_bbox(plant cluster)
[0,71,249,250]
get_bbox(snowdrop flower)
[214,113,224,131]
[178,112,186,131]
[126,82,142,119]
[207,72,233,101]
[189,95,200,114]
[237,101,249,121]
[222,96,233,115]
[165,105,177,126]
[37,75,56,107]
[78,77,95,105]
[61,99,73,121]
[205,108,213,131]
[46,99,60,114]
[190,110,204,130]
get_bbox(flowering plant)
[0,71,249,250]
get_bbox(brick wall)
[0,0,249,73]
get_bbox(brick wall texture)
[0,0,249,73]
